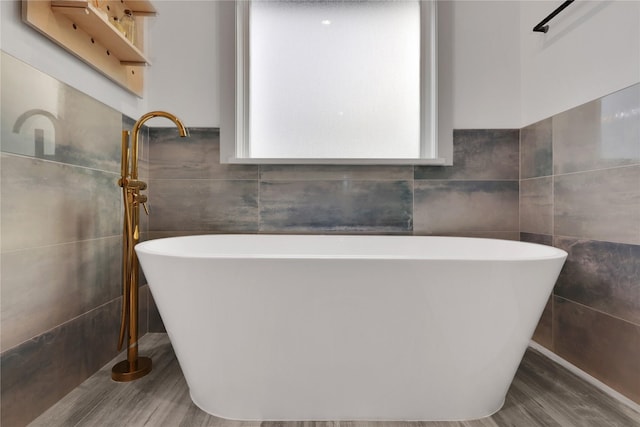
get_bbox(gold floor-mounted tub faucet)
[112,111,188,382]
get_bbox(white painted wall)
[454,0,640,128]
[450,1,521,129]
[0,0,146,119]
[520,0,640,126]
[146,0,523,129]
[145,0,219,128]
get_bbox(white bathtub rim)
[136,234,567,262]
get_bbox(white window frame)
[220,0,452,165]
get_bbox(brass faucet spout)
[130,111,188,179]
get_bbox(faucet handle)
[127,179,147,190]
[133,193,147,203]
[132,192,149,216]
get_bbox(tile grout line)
[551,122,556,351]
[0,151,122,176]
[258,165,262,232]
[1,296,122,356]
[553,295,640,329]
[1,234,124,255]
[518,128,522,241]
[553,162,640,178]
[411,165,415,235]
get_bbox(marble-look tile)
[122,116,151,245]
[428,231,520,241]
[139,196,150,238]
[1,154,122,252]
[415,129,519,180]
[0,52,122,173]
[122,115,136,133]
[553,84,640,175]
[532,297,553,351]
[122,117,139,168]
[553,296,640,404]
[148,230,221,239]
[140,284,150,336]
[123,116,151,180]
[1,236,121,350]
[413,181,518,234]
[520,118,552,179]
[149,127,258,180]
[148,289,166,333]
[520,232,553,246]
[553,237,640,325]
[0,298,122,427]
[519,177,553,235]
[138,232,150,287]
[54,84,122,172]
[260,181,412,233]
[123,115,150,163]
[260,165,413,181]
[554,166,640,244]
[519,224,556,367]
[148,179,259,232]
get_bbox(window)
[221,0,449,164]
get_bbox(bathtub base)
[189,391,506,422]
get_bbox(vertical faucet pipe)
[112,111,188,382]
[117,131,131,352]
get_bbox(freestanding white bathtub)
[135,234,567,421]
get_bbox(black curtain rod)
[533,0,575,33]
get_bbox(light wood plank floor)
[30,334,640,427]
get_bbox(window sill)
[224,158,449,166]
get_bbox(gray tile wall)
[521,83,640,404]
[148,128,519,238]
[0,53,150,426]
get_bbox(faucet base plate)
[111,356,152,382]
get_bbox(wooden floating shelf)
[121,0,156,16]
[22,0,156,97]
[51,0,156,13]
[51,1,150,65]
